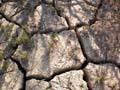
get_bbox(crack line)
[10,57,26,90]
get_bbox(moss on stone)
[17,50,29,60]
[51,32,58,39]
[0,50,3,61]
[17,31,29,44]
[95,75,106,83]
[0,26,5,32]
[22,25,27,30]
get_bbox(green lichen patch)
[48,32,59,50]
[17,31,29,44]
[51,32,59,44]
[50,32,58,39]
[17,50,29,61]
[0,50,3,61]
[0,26,5,33]
[22,25,28,31]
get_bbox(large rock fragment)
[0,1,68,34]
[26,70,88,90]
[12,0,41,25]
[39,4,68,32]
[0,0,41,26]
[49,30,85,73]
[55,0,99,26]
[50,70,88,90]
[27,30,85,77]
[0,21,21,59]
[13,30,86,78]
[77,0,120,63]
[3,26,21,59]
[84,63,120,90]
[0,60,23,90]
[0,21,18,51]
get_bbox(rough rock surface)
[26,70,88,90]
[77,0,120,62]
[12,30,85,78]
[84,63,120,90]
[0,0,120,90]
[0,60,23,90]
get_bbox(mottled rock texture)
[84,63,120,90]
[0,60,23,90]
[26,70,88,90]
[0,0,120,90]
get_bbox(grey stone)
[50,70,88,90]
[12,30,85,78]
[40,4,68,31]
[0,60,23,90]
[84,63,120,90]
[26,70,88,90]
[77,0,120,62]
[55,0,98,26]
[26,79,50,90]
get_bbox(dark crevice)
[89,0,103,25]
[80,60,89,69]
[88,60,120,68]
[60,13,87,30]
[30,22,87,36]
[0,12,22,28]
[26,64,87,82]
[0,0,18,3]
[10,57,27,90]
[52,0,62,17]
[26,75,46,81]
[63,16,72,29]
[30,27,70,36]
[83,70,92,90]
[3,43,18,60]
[0,11,30,36]
[74,28,90,61]
[26,59,89,82]
[41,0,62,17]
[83,0,98,7]
[41,0,53,5]
[45,68,82,81]
[75,23,87,28]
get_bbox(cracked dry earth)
[0,0,120,90]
